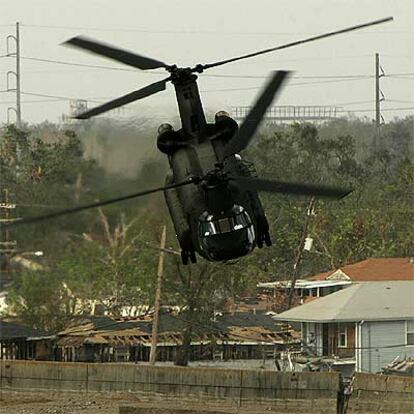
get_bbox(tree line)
[0,116,412,365]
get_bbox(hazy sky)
[1,0,413,124]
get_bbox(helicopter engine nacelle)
[213,111,238,142]
[157,123,183,155]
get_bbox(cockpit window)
[199,205,252,236]
[198,205,256,261]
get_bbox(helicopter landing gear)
[257,231,272,248]
[181,250,188,265]
[181,250,197,265]
[264,231,272,247]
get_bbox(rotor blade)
[64,36,170,70]
[232,176,352,199]
[8,178,196,227]
[223,71,289,157]
[74,78,169,119]
[201,17,393,70]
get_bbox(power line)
[20,91,104,104]
[387,72,414,76]
[21,23,318,35]
[387,76,414,81]
[236,54,373,64]
[19,56,414,80]
[20,55,384,71]
[202,78,373,93]
[210,74,374,80]
[9,92,414,113]
[290,77,367,87]
[21,56,138,73]
[339,107,414,113]
[0,99,69,105]
[14,203,71,208]
[19,56,369,80]
[202,76,414,93]
[332,100,374,106]
[20,23,414,36]
[4,89,411,115]
[387,99,414,104]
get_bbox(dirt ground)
[0,390,246,414]
[0,390,140,414]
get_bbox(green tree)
[4,212,159,330]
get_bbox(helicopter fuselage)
[159,71,271,263]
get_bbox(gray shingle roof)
[0,320,48,340]
[273,281,414,323]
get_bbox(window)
[338,324,347,348]
[199,205,252,236]
[406,320,414,346]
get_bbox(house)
[53,312,298,363]
[0,320,49,360]
[258,279,351,301]
[309,257,414,282]
[258,257,413,303]
[273,281,414,376]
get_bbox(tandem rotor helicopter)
[14,17,392,264]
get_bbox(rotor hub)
[169,66,197,83]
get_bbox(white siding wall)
[359,320,414,373]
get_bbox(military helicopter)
[14,17,392,264]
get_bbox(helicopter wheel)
[190,251,197,263]
[181,250,189,265]
[264,232,272,247]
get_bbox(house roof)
[0,320,48,340]
[215,312,284,332]
[56,312,294,347]
[59,314,187,336]
[258,279,351,290]
[273,281,414,323]
[310,258,414,281]
[61,312,286,337]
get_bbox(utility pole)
[0,189,18,288]
[375,53,384,150]
[15,22,21,128]
[149,225,167,365]
[286,197,316,310]
[6,22,22,128]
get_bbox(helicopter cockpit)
[198,205,255,261]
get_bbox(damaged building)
[36,312,298,364]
